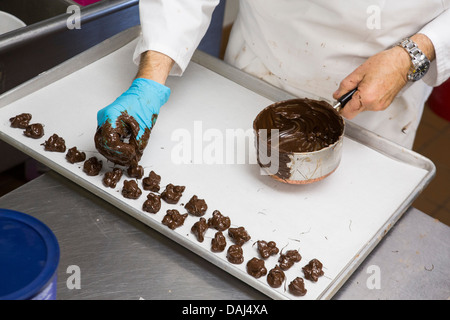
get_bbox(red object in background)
[71,0,101,6]
[427,79,450,122]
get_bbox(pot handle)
[334,88,357,112]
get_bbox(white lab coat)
[134,0,450,148]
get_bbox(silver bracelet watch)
[396,38,431,82]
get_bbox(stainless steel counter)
[0,171,448,300]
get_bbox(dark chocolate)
[254,98,343,153]
[207,210,231,231]
[288,277,307,296]
[43,133,66,152]
[94,112,154,167]
[246,257,267,278]
[103,168,123,188]
[302,259,324,282]
[191,217,208,242]
[23,123,44,139]
[10,113,32,129]
[127,163,144,179]
[256,240,279,259]
[142,192,161,214]
[121,179,142,199]
[228,226,251,246]
[161,183,185,204]
[83,157,102,176]
[254,99,344,180]
[142,170,161,192]
[162,209,188,230]
[278,249,302,271]
[227,244,244,264]
[184,195,208,216]
[211,231,226,253]
[267,265,285,288]
[66,147,86,164]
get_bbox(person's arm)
[333,33,436,120]
[135,50,175,85]
[95,50,173,166]
[418,9,450,87]
[133,0,220,76]
[95,0,219,166]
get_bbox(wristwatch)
[397,38,431,82]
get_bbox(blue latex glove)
[95,78,171,166]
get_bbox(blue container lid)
[0,209,60,300]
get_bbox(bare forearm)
[135,50,175,85]
[411,33,436,62]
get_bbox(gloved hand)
[94,78,171,166]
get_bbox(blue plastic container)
[0,209,60,300]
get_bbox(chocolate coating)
[228,226,251,246]
[288,277,307,296]
[121,179,142,199]
[278,249,302,271]
[302,259,324,282]
[143,192,161,214]
[127,163,144,179]
[23,123,44,139]
[254,98,343,153]
[103,168,123,188]
[185,195,208,216]
[207,210,231,231]
[161,183,185,204]
[10,113,32,129]
[246,257,267,278]
[94,112,153,167]
[83,157,102,176]
[211,231,226,252]
[162,209,188,230]
[66,147,86,164]
[191,217,208,242]
[142,170,161,192]
[227,245,244,264]
[43,133,66,152]
[267,265,285,288]
[257,240,279,259]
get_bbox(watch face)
[409,61,430,81]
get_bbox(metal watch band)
[397,38,430,81]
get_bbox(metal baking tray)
[0,26,435,299]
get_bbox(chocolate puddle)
[253,98,343,153]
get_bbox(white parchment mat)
[0,39,431,299]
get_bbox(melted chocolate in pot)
[253,98,344,153]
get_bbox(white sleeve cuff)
[133,0,220,77]
[419,9,450,87]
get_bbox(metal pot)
[253,98,345,184]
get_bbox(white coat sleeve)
[419,8,450,87]
[133,0,220,76]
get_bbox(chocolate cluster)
[161,183,185,204]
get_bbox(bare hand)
[333,46,410,119]
[333,34,435,119]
